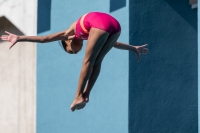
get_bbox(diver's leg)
[83,32,121,102]
[70,28,109,111]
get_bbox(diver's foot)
[70,95,87,112]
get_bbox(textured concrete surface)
[0,0,36,133]
[0,41,36,133]
[0,0,37,35]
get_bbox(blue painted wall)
[37,0,129,133]
[129,0,197,132]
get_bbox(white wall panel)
[0,0,36,133]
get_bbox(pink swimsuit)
[75,12,121,40]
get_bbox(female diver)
[1,12,148,112]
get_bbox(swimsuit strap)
[80,13,89,34]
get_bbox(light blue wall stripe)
[37,0,129,133]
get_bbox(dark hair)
[59,40,67,52]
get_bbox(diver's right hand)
[1,31,19,49]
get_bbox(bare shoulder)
[64,21,77,36]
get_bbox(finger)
[145,49,149,53]
[136,52,140,62]
[5,31,11,35]
[142,44,148,47]
[1,36,8,41]
[1,36,7,39]
[1,35,8,38]
[138,56,140,62]
[1,38,8,41]
[9,43,15,50]
[143,48,149,53]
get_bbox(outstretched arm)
[0,22,76,49]
[18,31,68,42]
[114,42,148,61]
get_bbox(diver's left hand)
[134,44,149,62]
